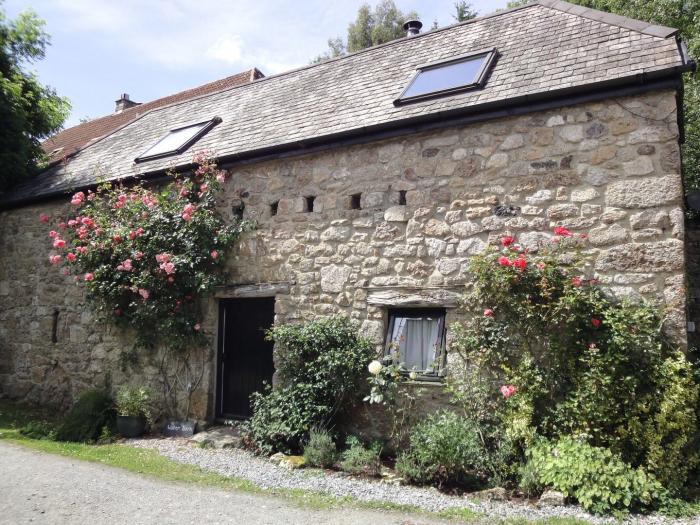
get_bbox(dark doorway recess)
[216,297,275,419]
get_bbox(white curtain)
[391,317,440,371]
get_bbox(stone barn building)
[0,0,696,424]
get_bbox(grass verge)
[0,399,599,524]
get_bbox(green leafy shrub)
[250,384,329,455]
[249,316,374,454]
[339,435,382,477]
[517,461,544,498]
[115,386,152,423]
[395,411,513,488]
[303,427,337,468]
[448,229,700,492]
[525,437,665,515]
[55,389,116,442]
[19,420,55,440]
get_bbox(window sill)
[401,377,445,387]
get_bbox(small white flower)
[409,371,418,380]
[368,360,383,375]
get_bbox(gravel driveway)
[0,442,451,525]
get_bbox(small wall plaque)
[162,419,196,437]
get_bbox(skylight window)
[394,49,497,105]
[134,117,221,163]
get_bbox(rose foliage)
[448,229,699,499]
[45,153,250,350]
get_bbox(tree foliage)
[0,3,70,192]
[312,0,418,62]
[453,1,478,22]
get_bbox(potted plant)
[115,386,152,438]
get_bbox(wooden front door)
[216,297,275,419]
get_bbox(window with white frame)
[385,308,446,376]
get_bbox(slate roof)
[3,0,693,206]
[41,68,264,164]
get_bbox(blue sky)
[5,0,510,127]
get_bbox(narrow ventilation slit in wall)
[350,193,362,210]
[398,190,407,205]
[270,201,279,216]
[305,196,316,213]
[52,309,59,343]
[232,200,245,220]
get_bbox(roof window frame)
[394,48,498,106]
[134,116,222,163]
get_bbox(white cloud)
[205,35,243,64]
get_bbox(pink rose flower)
[216,172,225,183]
[84,273,94,281]
[155,253,170,264]
[211,250,218,260]
[591,318,601,328]
[571,276,582,287]
[161,262,175,275]
[500,385,517,398]
[138,288,150,300]
[117,259,133,272]
[553,226,572,237]
[66,252,76,263]
[142,194,157,208]
[70,192,85,206]
[53,239,66,249]
[194,323,201,331]
[497,256,511,267]
[48,255,61,265]
[48,230,58,238]
[39,214,49,223]
[484,308,494,317]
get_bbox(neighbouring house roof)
[40,68,264,164]
[2,0,694,207]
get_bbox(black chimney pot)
[403,19,422,37]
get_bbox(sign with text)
[162,419,196,437]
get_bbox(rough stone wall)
[0,89,687,421]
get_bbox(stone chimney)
[114,93,140,113]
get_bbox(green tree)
[347,0,419,52]
[559,1,700,195]
[0,3,70,192]
[453,1,478,22]
[311,37,346,64]
[312,1,419,61]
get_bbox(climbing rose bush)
[44,152,250,349]
[448,228,699,494]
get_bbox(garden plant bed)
[128,436,696,525]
